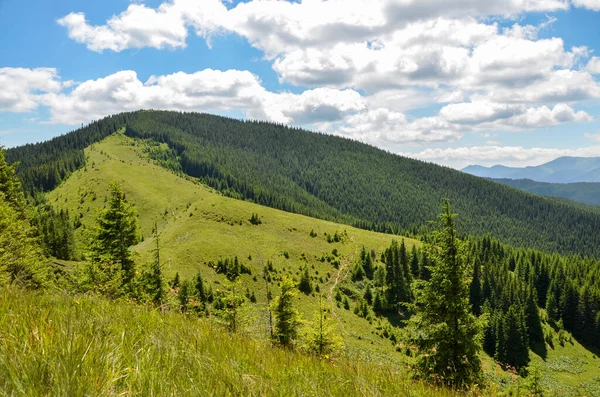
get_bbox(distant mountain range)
[462,156,600,183]
[492,178,600,207]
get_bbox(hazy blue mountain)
[492,178,600,206]
[462,156,600,183]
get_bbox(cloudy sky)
[1,0,600,168]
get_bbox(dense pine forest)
[8,110,600,257]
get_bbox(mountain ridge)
[463,156,600,183]
[7,110,600,256]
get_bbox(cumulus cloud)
[57,0,599,117]
[34,69,368,128]
[588,57,600,74]
[0,68,62,113]
[400,145,600,169]
[572,0,600,11]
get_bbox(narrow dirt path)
[328,237,358,334]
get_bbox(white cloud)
[588,57,600,74]
[37,69,368,128]
[572,0,600,11]
[0,68,62,112]
[400,145,600,169]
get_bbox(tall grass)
[0,287,483,396]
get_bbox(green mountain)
[4,132,600,396]
[493,178,600,206]
[8,110,600,256]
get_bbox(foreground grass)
[0,288,479,396]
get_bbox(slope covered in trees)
[492,178,600,207]
[8,110,600,257]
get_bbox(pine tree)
[410,245,419,278]
[303,294,343,356]
[408,200,484,387]
[272,276,301,346]
[497,305,529,370]
[90,183,139,288]
[298,266,312,294]
[469,259,482,316]
[147,221,164,306]
[0,148,48,288]
[179,279,192,313]
[194,270,206,303]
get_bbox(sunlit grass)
[0,287,481,396]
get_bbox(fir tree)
[303,294,343,356]
[272,276,301,346]
[90,183,139,287]
[298,266,312,294]
[469,259,482,316]
[408,200,484,387]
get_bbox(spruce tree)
[303,294,343,356]
[469,259,482,316]
[497,305,529,370]
[298,266,312,294]
[408,200,484,387]
[90,183,139,287]
[272,276,301,346]
[0,148,48,288]
[148,221,164,306]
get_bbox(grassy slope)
[47,132,418,361]
[44,133,600,396]
[0,287,465,397]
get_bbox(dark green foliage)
[0,147,50,289]
[298,266,312,294]
[178,280,192,312]
[88,183,139,288]
[117,111,600,257]
[171,272,180,289]
[494,177,600,206]
[211,256,251,281]
[496,305,529,370]
[384,240,411,310]
[408,201,483,387]
[249,213,262,225]
[33,203,76,260]
[343,297,350,310]
[469,259,482,316]
[272,276,301,346]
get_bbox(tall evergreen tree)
[147,221,165,306]
[469,259,482,316]
[90,183,139,287]
[272,276,301,346]
[0,148,48,288]
[408,200,484,387]
[497,305,529,370]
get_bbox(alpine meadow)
[3,1,600,396]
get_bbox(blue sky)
[1,0,599,168]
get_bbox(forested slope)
[8,110,600,256]
[493,178,600,206]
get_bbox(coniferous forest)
[2,111,600,395]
